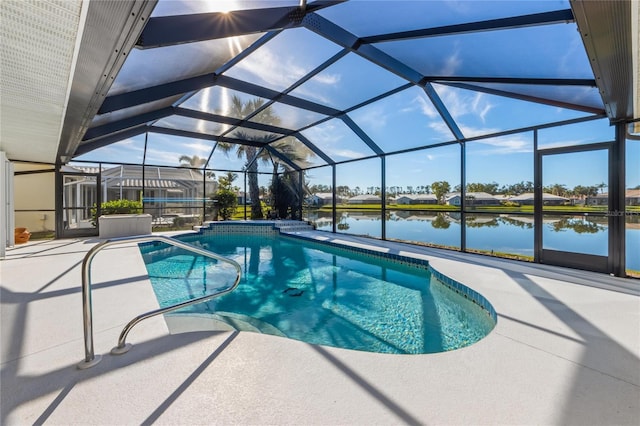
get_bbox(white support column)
[1,152,15,258]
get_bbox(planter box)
[98,214,152,239]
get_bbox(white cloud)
[353,107,387,130]
[329,148,367,159]
[234,46,306,90]
[471,134,532,155]
[429,120,531,155]
[184,141,215,155]
[428,121,454,138]
[441,49,461,75]
[302,124,369,160]
[287,71,342,105]
[314,73,341,85]
[436,84,494,122]
[414,95,439,118]
[144,148,185,165]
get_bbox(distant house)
[394,195,412,205]
[236,192,250,205]
[394,194,438,205]
[446,192,500,206]
[348,194,382,204]
[585,193,607,206]
[626,189,640,205]
[510,192,569,206]
[586,190,640,206]
[308,192,340,206]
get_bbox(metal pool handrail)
[77,234,242,369]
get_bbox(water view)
[304,210,640,271]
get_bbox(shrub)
[214,189,238,220]
[91,199,143,225]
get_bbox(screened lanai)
[3,0,639,276]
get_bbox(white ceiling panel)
[0,0,84,163]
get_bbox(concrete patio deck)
[1,231,639,425]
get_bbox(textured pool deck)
[1,229,639,425]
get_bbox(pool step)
[273,220,314,234]
[164,312,285,337]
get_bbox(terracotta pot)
[14,227,31,244]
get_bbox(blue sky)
[76,0,640,193]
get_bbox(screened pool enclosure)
[6,0,639,277]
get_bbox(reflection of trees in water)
[337,213,350,231]
[465,216,499,228]
[551,217,605,234]
[498,216,533,229]
[627,215,640,225]
[432,213,450,229]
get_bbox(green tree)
[214,172,238,220]
[546,183,568,197]
[431,180,451,204]
[217,96,281,219]
[270,171,299,219]
[501,181,534,196]
[467,182,499,194]
[266,139,314,219]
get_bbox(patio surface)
[1,229,639,425]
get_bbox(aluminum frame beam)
[83,107,174,141]
[303,13,423,84]
[437,81,605,115]
[303,14,462,144]
[74,126,148,157]
[149,127,267,147]
[424,77,596,86]
[339,114,384,155]
[265,145,302,171]
[292,133,335,165]
[137,1,344,48]
[423,83,464,140]
[217,75,341,116]
[360,9,574,44]
[57,0,157,163]
[174,108,296,136]
[572,0,634,121]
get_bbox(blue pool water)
[139,232,495,354]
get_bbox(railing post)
[77,235,242,370]
[77,240,108,369]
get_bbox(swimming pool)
[139,224,496,354]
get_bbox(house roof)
[592,189,640,198]
[446,192,499,200]
[349,194,382,201]
[397,194,438,200]
[509,192,569,201]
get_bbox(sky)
[74,0,640,193]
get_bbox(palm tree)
[178,154,207,168]
[217,96,315,219]
[267,137,315,219]
[178,154,215,181]
[217,96,281,219]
